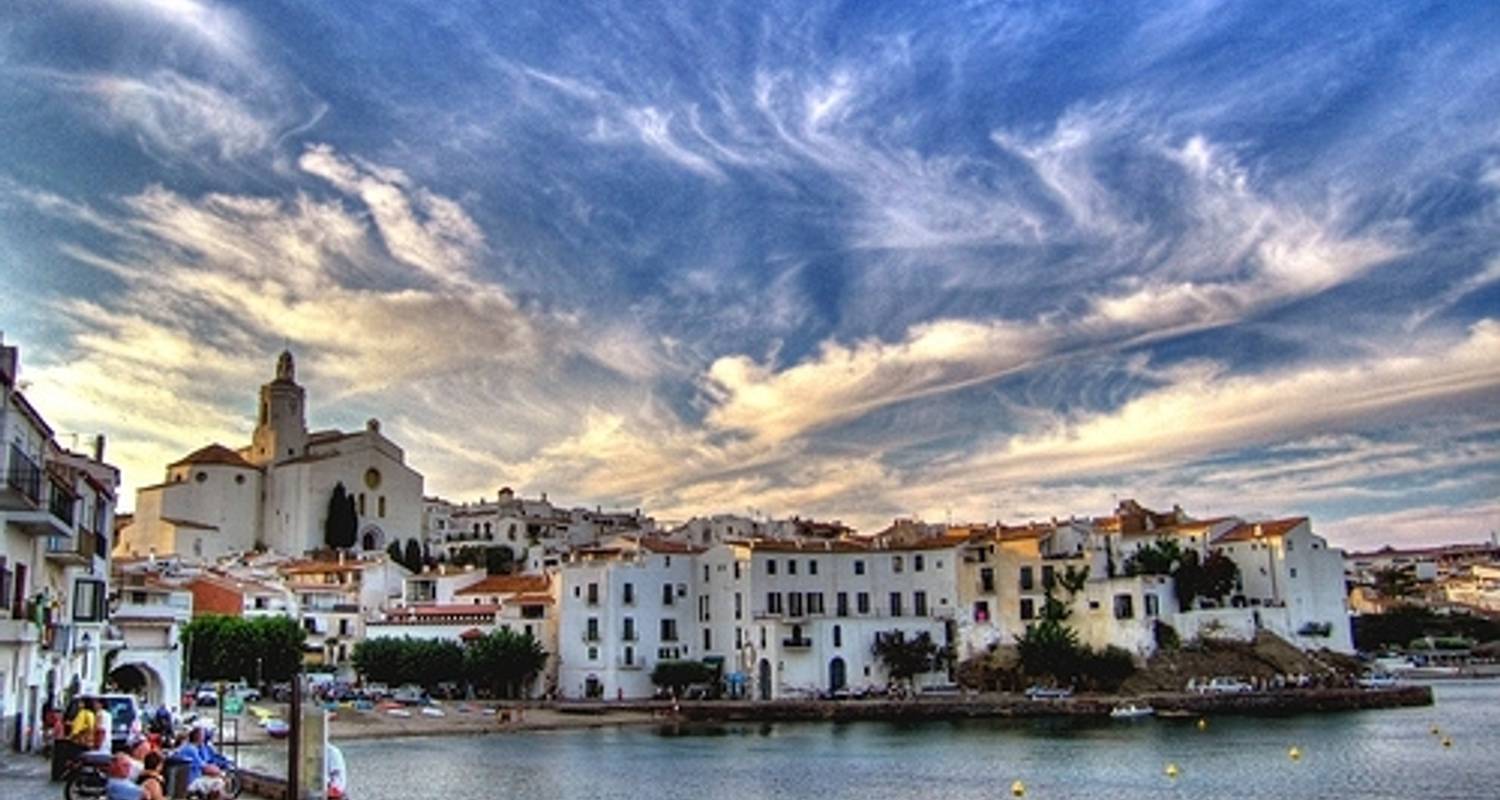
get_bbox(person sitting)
[138,751,167,800]
[122,735,153,780]
[175,726,227,799]
[105,753,144,800]
[326,742,347,799]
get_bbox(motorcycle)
[60,751,110,800]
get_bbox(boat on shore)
[1109,703,1155,719]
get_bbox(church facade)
[119,352,424,561]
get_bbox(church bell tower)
[251,350,308,465]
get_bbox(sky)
[1,0,1497,550]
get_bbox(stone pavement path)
[0,753,56,800]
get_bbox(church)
[118,352,424,561]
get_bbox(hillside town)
[4,343,1495,752]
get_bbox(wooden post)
[288,676,300,800]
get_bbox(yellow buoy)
[1010,779,1026,797]
[1441,737,1453,748]
[1165,763,1180,779]
[1430,724,1441,735]
[1288,746,1302,762]
[1196,717,1208,731]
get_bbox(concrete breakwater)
[654,685,1433,723]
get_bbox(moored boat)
[1109,703,1155,719]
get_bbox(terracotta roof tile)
[454,574,550,596]
[1215,517,1308,543]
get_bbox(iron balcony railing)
[48,479,77,526]
[5,444,42,504]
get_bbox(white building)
[556,538,698,700]
[119,352,425,561]
[2,337,120,751]
[1201,517,1354,652]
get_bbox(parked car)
[194,685,220,707]
[392,684,430,706]
[1024,685,1074,700]
[1200,677,1254,694]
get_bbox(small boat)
[265,719,290,739]
[386,708,412,718]
[420,707,446,718]
[1109,703,1155,719]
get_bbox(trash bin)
[164,755,193,799]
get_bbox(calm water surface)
[257,681,1499,799]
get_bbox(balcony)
[9,477,76,537]
[781,636,813,648]
[0,445,42,510]
[617,656,644,671]
[46,529,100,565]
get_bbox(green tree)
[870,630,947,684]
[352,636,466,687]
[1373,566,1418,601]
[386,540,404,567]
[403,539,423,573]
[1122,538,1185,576]
[1015,618,1083,682]
[465,629,548,698]
[1197,552,1240,604]
[182,615,306,683]
[650,660,719,696]
[324,482,357,550]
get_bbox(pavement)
[0,752,55,800]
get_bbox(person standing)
[94,700,114,754]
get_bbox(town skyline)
[2,1,1498,548]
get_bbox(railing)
[48,479,77,526]
[4,444,42,504]
[47,531,97,559]
[782,636,813,648]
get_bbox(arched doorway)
[757,659,772,701]
[359,525,385,552]
[828,657,847,692]
[108,662,164,706]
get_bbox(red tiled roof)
[454,574,550,596]
[391,603,499,618]
[170,444,257,470]
[639,537,703,554]
[1215,517,1308,543]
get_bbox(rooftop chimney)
[93,434,106,463]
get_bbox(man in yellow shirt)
[69,699,97,747]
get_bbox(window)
[703,629,712,650]
[0,557,12,612]
[338,619,350,636]
[623,617,636,640]
[660,619,678,642]
[1019,566,1034,592]
[698,596,710,622]
[586,583,601,605]
[358,493,366,516]
[1290,568,1298,579]
[734,592,743,620]
[788,559,798,576]
[973,601,990,623]
[892,556,904,574]
[623,645,635,666]
[733,562,742,580]
[1114,594,1135,620]
[789,592,804,617]
[856,592,870,614]
[767,592,783,614]
[735,627,743,649]
[703,564,710,582]
[663,583,675,605]
[914,554,925,572]
[836,592,849,617]
[809,560,819,576]
[587,646,599,661]
[806,592,825,615]
[980,567,995,593]
[760,627,767,649]
[1144,595,1160,617]
[1019,598,1035,620]
[767,559,777,576]
[854,560,866,576]
[623,582,635,604]
[1041,565,1055,590]
[914,591,928,617]
[586,617,600,641]
[889,592,903,617]
[195,471,207,483]
[833,625,843,648]
[72,580,106,622]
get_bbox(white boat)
[387,708,412,718]
[1109,703,1155,719]
[420,707,446,718]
